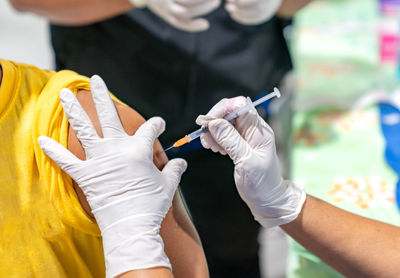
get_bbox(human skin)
[281,195,400,278]
[0,65,206,277]
[10,0,311,25]
[68,91,400,278]
[276,0,312,18]
[68,90,208,278]
[3,65,400,277]
[58,89,400,278]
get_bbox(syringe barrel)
[224,88,280,121]
[224,104,253,121]
[185,88,281,143]
[187,126,208,141]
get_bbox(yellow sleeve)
[32,70,101,236]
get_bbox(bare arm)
[276,0,312,18]
[9,0,135,25]
[281,195,400,278]
[68,90,208,278]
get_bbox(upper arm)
[276,0,312,18]
[67,90,209,278]
[9,0,134,25]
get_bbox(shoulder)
[68,89,168,168]
[67,89,168,217]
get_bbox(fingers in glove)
[195,96,246,127]
[226,0,258,7]
[175,0,215,6]
[162,158,188,193]
[234,97,276,149]
[235,97,258,139]
[201,98,228,120]
[225,2,238,13]
[169,16,210,32]
[232,10,270,25]
[225,4,259,22]
[60,88,99,149]
[90,75,125,138]
[226,0,281,25]
[173,0,220,19]
[199,132,212,149]
[208,118,251,164]
[38,136,82,176]
[207,96,246,119]
[135,117,166,151]
[200,132,227,155]
[196,114,216,127]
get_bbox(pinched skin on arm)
[67,90,209,278]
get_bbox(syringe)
[164,88,281,152]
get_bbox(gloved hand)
[225,0,282,25]
[38,75,187,278]
[196,96,305,228]
[129,0,220,32]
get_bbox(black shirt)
[51,6,292,143]
[51,8,293,272]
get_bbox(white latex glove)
[225,0,282,25]
[196,96,305,228]
[129,0,220,32]
[38,75,187,278]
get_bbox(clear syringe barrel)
[187,88,281,142]
[187,126,208,141]
[223,87,281,121]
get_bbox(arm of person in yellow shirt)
[9,0,134,26]
[67,90,209,278]
[281,195,400,278]
[277,0,312,18]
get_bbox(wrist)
[103,224,170,278]
[252,180,306,228]
[98,213,170,278]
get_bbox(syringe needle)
[164,145,174,152]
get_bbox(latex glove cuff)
[103,220,170,278]
[128,0,148,9]
[253,180,306,228]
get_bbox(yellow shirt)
[0,59,105,277]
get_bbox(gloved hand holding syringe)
[164,87,281,152]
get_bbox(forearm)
[10,0,134,25]
[160,189,209,278]
[281,195,400,278]
[103,190,207,278]
[276,0,312,18]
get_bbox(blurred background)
[2,0,400,277]
[0,0,53,69]
[287,1,400,277]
